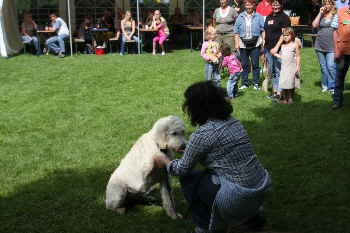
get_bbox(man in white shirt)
[45,13,69,58]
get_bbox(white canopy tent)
[0,0,23,57]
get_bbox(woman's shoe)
[161,51,165,56]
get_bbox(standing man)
[45,13,69,58]
[264,0,291,99]
[331,2,350,109]
[213,0,238,51]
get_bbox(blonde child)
[271,27,301,104]
[222,44,243,98]
[151,10,169,56]
[200,26,221,86]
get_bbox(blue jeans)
[120,34,141,54]
[265,49,281,92]
[315,50,336,90]
[22,35,41,54]
[179,171,220,231]
[46,34,69,54]
[240,47,260,86]
[333,55,350,106]
[205,62,221,86]
[227,72,241,98]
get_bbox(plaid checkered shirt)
[167,117,267,189]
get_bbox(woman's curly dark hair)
[182,81,233,126]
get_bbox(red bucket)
[95,47,105,55]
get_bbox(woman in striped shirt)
[155,81,272,233]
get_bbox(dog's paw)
[116,207,126,215]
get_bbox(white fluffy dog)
[106,115,186,219]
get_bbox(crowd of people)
[20,0,350,107]
[200,0,350,109]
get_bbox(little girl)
[151,11,169,56]
[222,45,243,98]
[200,26,221,86]
[271,27,301,104]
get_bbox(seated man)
[78,16,94,54]
[45,12,69,58]
[21,12,41,55]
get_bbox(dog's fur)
[106,115,186,219]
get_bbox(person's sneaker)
[119,52,124,56]
[192,227,209,233]
[322,86,328,92]
[332,103,342,110]
[43,48,49,55]
[329,89,335,95]
[58,52,65,58]
[239,85,248,90]
[253,85,261,90]
[161,51,165,56]
[152,51,156,55]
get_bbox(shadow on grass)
[240,97,350,233]
[0,167,191,233]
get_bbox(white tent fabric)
[0,0,22,57]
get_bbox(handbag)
[241,36,259,49]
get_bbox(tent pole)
[67,0,73,56]
[137,0,140,54]
[203,0,205,42]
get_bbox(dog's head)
[150,115,186,153]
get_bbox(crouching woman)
[155,81,272,233]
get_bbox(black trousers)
[333,55,350,105]
[179,170,220,230]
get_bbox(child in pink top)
[222,45,243,98]
[151,10,169,55]
[200,26,221,86]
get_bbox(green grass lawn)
[0,48,350,233]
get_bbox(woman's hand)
[154,155,171,168]
[320,6,326,15]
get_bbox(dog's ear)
[151,118,170,150]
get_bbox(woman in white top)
[213,0,238,50]
[120,10,141,56]
[21,12,41,55]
